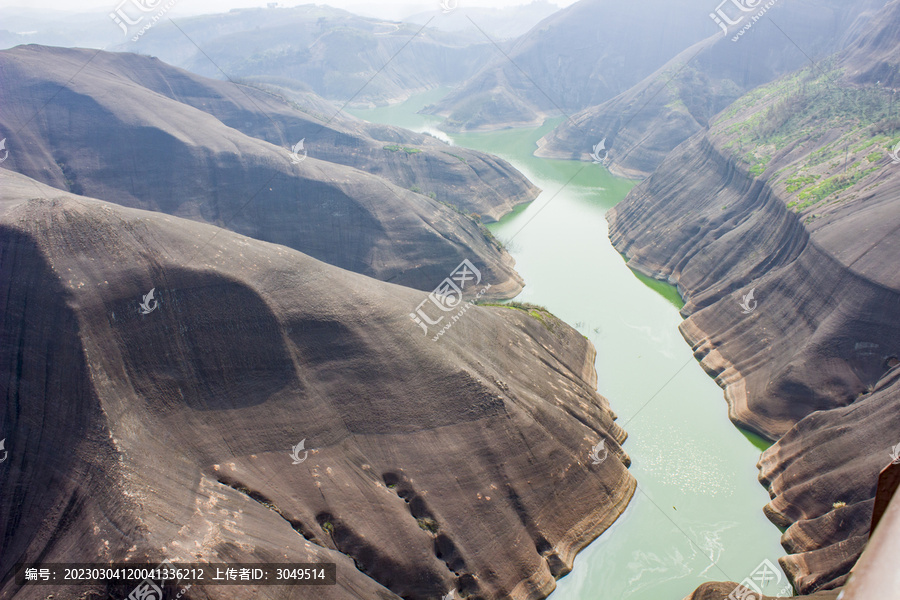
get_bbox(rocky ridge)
[608,0,900,593]
[0,168,635,600]
[0,45,539,296]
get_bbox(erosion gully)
[349,90,788,600]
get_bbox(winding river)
[349,91,789,600]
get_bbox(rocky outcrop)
[0,45,538,296]
[684,581,841,600]
[758,369,900,593]
[608,0,900,594]
[536,0,887,178]
[0,169,635,600]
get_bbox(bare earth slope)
[0,45,538,296]
[607,0,900,594]
[0,169,635,600]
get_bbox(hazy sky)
[0,0,578,20]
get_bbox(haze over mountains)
[1,0,899,598]
[0,44,540,295]
[536,0,889,177]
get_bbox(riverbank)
[349,95,788,600]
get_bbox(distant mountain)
[0,45,539,295]
[424,0,718,131]
[404,1,561,40]
[0,168,635,600]
[107,5,496,106]
[607,0,900,592]
[0,7,121,50]
[536,0,888,178]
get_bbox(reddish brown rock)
[608,0,900,595]
[0,169,634,600]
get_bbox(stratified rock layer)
[608,1,900,594]
[0,169,634,600]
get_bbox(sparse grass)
[479,301,561,332]
[833,501,847,509]
[384,144,422,154]
[784,175,819,193]
[416,517,439,534]
[321,521,335,534]
[787,167,878,211]
[442,151,468,163]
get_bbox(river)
[349,90,789,600]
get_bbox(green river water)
[349,90,789,600]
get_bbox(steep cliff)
[608,0,900,593]
[0,169,635,600]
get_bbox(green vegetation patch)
[416,517,439,534]
[788,167,877,211]
[479,301,562,332]
[784,174,819,192]
[442,151,468,163]
[384,145,422,154]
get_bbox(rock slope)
[424,0,717,131]
[0,169,635,600]
[608,0,900,593]
[536,0,887,178]
[0,45,539,295]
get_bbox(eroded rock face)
[758,370,900,593]
[0,45,538,296]
[0,170,634,600]
[608,0,900,594]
